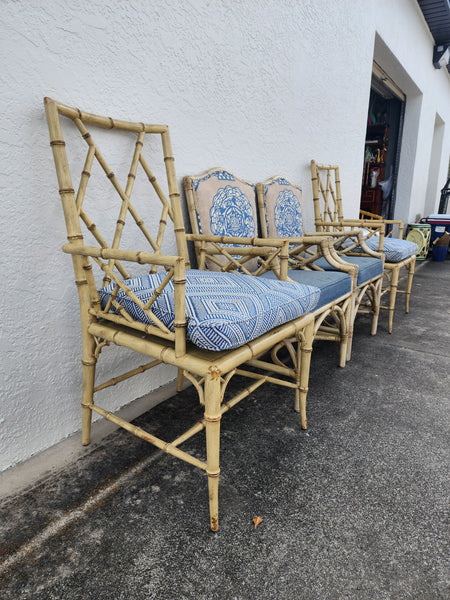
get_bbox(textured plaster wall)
[1,0,449,471]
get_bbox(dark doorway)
[360,67,405,219]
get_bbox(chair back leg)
[204,374,222,531]
[370,277,383,336]
[387,267,400,334]
[81,359,97,445]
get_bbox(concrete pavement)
[0,257,449,599]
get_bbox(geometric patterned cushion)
[262,268,351,311]
[186,169,259,271]
[313,255,384,285]
[99,269,320,351]
[364,236,418,263]
[261,176,304,238]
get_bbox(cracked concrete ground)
[0,257,449,599]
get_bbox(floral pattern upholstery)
[188,169,258,270]
[262,176,304,238]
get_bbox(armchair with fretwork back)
[310,160,417,334]
[45,97,328,532]
[254,174,385,361]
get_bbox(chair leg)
[405,256,416,314]
[176,368,184,393]
[81,359,96,446]
[387,266,399,334]
[80,326,98,446]
[296,319,314,429]
[370,278,382,336]
[344,297,354,364]
[344,324,352,365]
[204,373,222,532]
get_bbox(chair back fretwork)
[46,99,189,274]
[45,97,190,348]
[311,161,344,230]
[311,160,384,247]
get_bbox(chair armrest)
[305,230,383,261]
[185,233,287,249]
[280,235,358,287]
[359,209,382,220]
[358,219,404,242]
[62,244,182,268]
[359,211,405,238]
[314,218,385,251]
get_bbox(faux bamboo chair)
[256,176,385,360]
[45,98,322,531]
[184,168,357,370]
[311,160,417,333]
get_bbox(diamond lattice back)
[310,159,384,250]
[310,161,345,230]
[45,98,190,289]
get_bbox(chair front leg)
[370,277,383,336]
[405,256,416,314]
[176,368,185,393]
[345,294,356,364]
[204,372,222,531]
[296,318,314,429]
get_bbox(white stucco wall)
[373,0,450,222]
[1,0,449,472]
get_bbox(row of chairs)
[44,99,418,531]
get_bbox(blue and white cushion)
[364,236,418,263]
[188,169,258,271]
[262,269,351,310]
[262,176,304,238]
[313,256,384,286]
[99,270,320,351]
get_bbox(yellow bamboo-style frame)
[256,176,384,361]
[311,160,415,334]
[45,97,319,531]
[184,169,360,367]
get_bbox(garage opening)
[360,62,406,219]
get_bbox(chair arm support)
[313,236,359,285]
[282,235,358,287]
[63,243,189,357]
[380,220,405,239]
[354,235,385,261]
[306,230,384,261]
[185,233,291,277]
